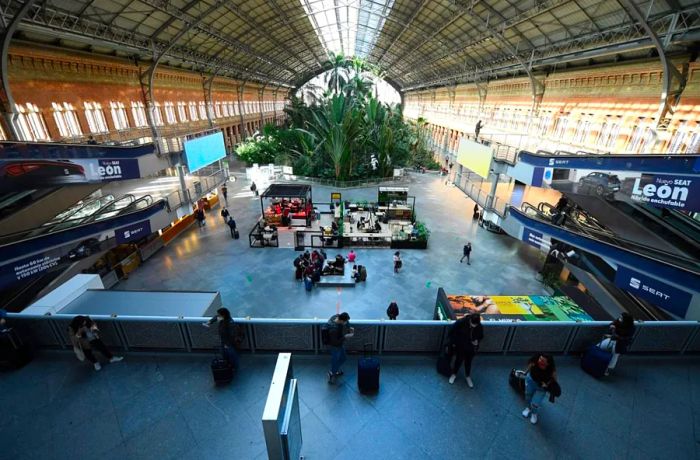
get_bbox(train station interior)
[1,0,699,459]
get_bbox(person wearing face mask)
[522,354,557,424]
[204,308,242,371]
[447,313,483,388]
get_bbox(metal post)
[177,164,190,206]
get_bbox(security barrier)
[6,314,700,356]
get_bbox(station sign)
[614,265,693,317]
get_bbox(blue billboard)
[184,132,226,173]
[614,265,693,317]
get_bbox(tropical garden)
[235,53,439,180]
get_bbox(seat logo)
[629,277,640,289]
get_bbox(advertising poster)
[547,167,699,212]
[446,294,593,322]
[613,265,693,318]
[0,158,140,192]
[523,228,551,251]
[456,138,493,179]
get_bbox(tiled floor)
[116,172,548,320]
[2,352,699,459]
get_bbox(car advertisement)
[614,265,693,318]
[445,294,593,322]
[0,158,140,192]
[546,167,700,212]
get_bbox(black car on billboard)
[0,160,86,191]
[67,238,102,260]
[577,172,621,197]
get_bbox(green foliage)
[237,54,434,179]
[413,221,431,241]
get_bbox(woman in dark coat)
[205,308,242,370]
[599,312,635,375]
[447,313,483,388]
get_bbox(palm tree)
[325,52,348,95]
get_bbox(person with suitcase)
[323,312,354,384]
[393,251,402,273]
[522,354,557,425]
[597,312,635,376]
[204,307,242,374]
[447,313,483,388]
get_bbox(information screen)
[184,131,226,173]
[456,138,493,179]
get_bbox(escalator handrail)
[0,198,168,248]
[47,194,117,225]
[525,149,700,159]
[516,204,700,274]
[118,195,153,214]
[81,194,136,224]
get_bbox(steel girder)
[618,0,686,130]
[404,6,700,91]
[12,3,294,88]
[237,83,247,140]
[267,0,324,69]
[374,0,430,64]
[1,0,35,141]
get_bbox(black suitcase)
[234,229,240,239]
[437,350,452,377]
[509,369,526,395]
[211,358,234,384]
[0,328,33,370]
[581,345,612,379]
[357,344,380,393]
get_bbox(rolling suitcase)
[234,229,240,239]
[304,277,313,291]
[437,352,452,377]
[0,328,33,370]
[211,357,234,384]
[581,345,612,378]
[357,344,380,393]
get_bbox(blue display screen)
[184,132,226,172]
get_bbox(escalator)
[503,203,700,319]
[0,195,172,309]
[620,202,700,250]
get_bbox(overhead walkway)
[501,203,700,319]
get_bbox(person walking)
[68,316,123,371]
[196,208,206,227]
[250,181,258,196]
[460,243,472,264]
[599,312,635,375]
[522,354,557,424]
[475,120,483,140]
[393,251,402,274]
[386,301,399,320]
[473,204,480,220]
[324,312,354,383]
[447,314,483,388]
[204,307,242,371]
[221,184,228,203]
[221,207,230,222]
[227,216,237,239]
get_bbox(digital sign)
[184,131,226,173]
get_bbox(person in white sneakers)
[69,315,124,371]
[522,354,557,424]
[447,314,483,388]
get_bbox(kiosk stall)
[260,184,313,227]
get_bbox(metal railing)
[276,174,408,189]
[7,313,700,355]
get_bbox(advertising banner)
[614,265,693,317]
[0,157,141,192]
[115,220,152,244]
[456,138,493,179]
[523,228,550,250]
[445,294,593,322]
[547,167,700,212]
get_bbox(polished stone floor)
[116,172,548,320]
[2,352,699,460]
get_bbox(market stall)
[260,184,313,227]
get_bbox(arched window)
[177,102,188,123]
[110,102,129,130]
[188,102,199,121]
[152,102,164,126]
[52,102,83,137]
[131,102,148,128]
[83,102,109,133]
[164,102,177,124]
[15,103,50,141]
[198,102,207,120]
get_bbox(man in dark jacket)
[325,312,354,383]
[447,314,483,388]
[460,243,472,265]
[227,216,237,238]
[205,307,242,370]
[386,301,399,320]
